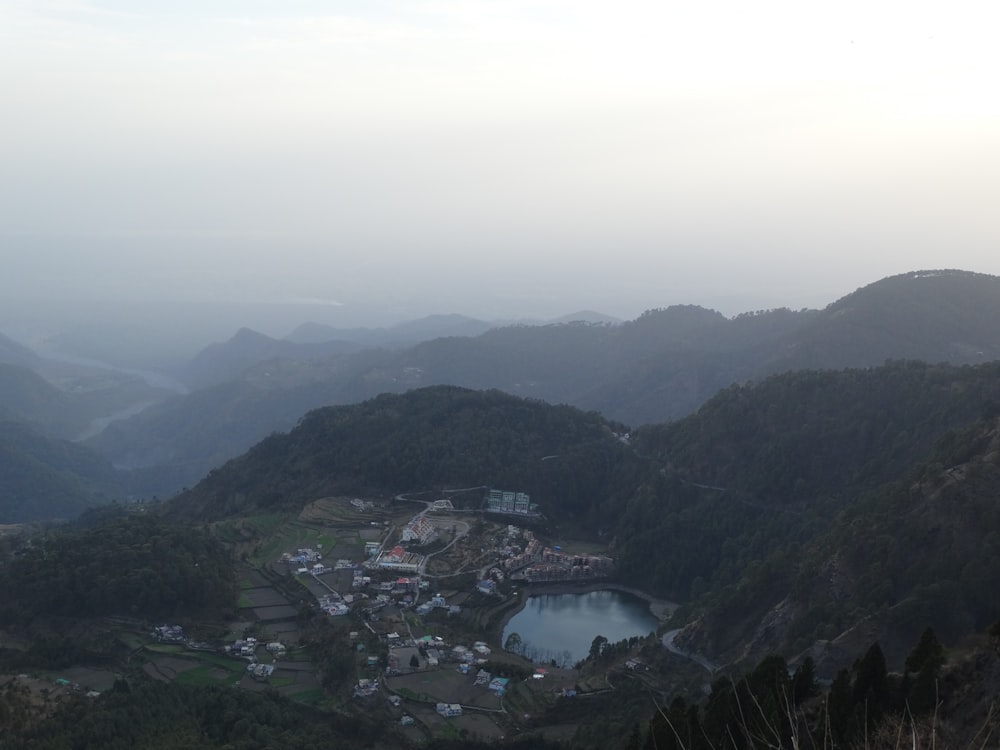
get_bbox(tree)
[504,632,523,653]
[589,635,608,661]
[792,656,817,704]
[905,627,945,675]
[409,654,419,669]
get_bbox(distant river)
[502,589,659,667]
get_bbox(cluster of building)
[152,624,185,643]
[472,669,510,695]
[486,489,538,516]
[516,548,614,582]
[226,636,260,658]
[319,594,350,616]
[280,547,322,565]
[498,530,543,573]
[413,593,461,616]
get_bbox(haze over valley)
[3,2,1000,747]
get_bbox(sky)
[2,0,999,356]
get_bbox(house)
[477,579,497,595]
[401,515,438,545]
[436,703,462,717]
[387,695,402,707]
[532,668,547,679]
[488,677,509,695]
[153,625,185,642]
[473,642,491,656]
[400,715,415,726]
[354,679,379,698]
[247,663,274,681]
[475,669,491,685]
[266,642,286,654]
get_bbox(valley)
[3,270,1000,747]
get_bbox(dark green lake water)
[501,589,659,666]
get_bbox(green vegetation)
[3,680,383,750]
[168,386,644,533]
[0,419,123,522]
[0,515,235,627]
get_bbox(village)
[135,487,631,743]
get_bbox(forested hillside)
[613,361,1000,603]
[0,421,123,523]
[0,515,234,626]
[84,270,1000,499]
[164,361,1000,667]
[165,386,647,530]
[675,407,1000,671]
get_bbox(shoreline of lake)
[491,582,679,656]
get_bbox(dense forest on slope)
[633,360,1000,509]
[2,681,384,750]
[0,515,234,626]
[0,421,123,522]
[612,361,1000,604]
[166,386,647,530]
[671,407,1000,672]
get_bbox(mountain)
[548,310,622,325]
[178,327,366,389]
[0,363,77,435]
[164,385,644,526]
[770,269,1000,369]
[160,361,1000,673]
[86,270,1000,498]
[0,331,40,368]
[672,404,1000,673]
[284,313,497,347]
[0,420,123,522]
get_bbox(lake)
[501,589,660,666]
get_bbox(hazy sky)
[2,0,999,347]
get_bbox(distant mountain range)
[83,269,1000,497]
[3,268,1000,515]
